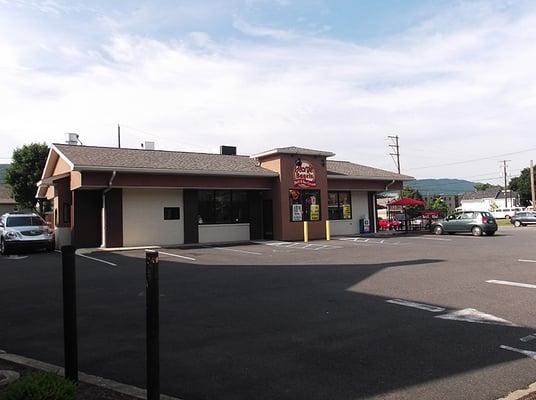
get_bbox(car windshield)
[6,216,46,227]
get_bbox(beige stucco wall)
[329,191,370,236]
[122,188,184,246]
[198,223,250,244]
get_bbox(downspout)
[101,171,117,248]
[383,180,397,228]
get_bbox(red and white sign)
[294,161,316,188]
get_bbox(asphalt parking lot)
[2,227,536,400]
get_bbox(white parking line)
[159,251,196,261]
[500,345,536,361]
[486,280,536,289]
[518,259,536,263]
[77,253,118,267]
[406,237,452,242]
[213,247,262,255]
[55,250,117,267]
[386,299,446,312]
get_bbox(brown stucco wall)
[72,190,102,248]
[104,189,123,248]
[79,171,274,190]
[260,154,328,241]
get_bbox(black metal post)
[146,250,160,400]
[61,245,78,382]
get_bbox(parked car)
[431,211,497,236]
[0,212,55,255]
[491,207,524,219]
[510,211,536,227]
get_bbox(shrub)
[0,371,76,400]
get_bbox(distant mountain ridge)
[405,179,476,195]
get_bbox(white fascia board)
[73,165,279,177]
[50,144,75,170]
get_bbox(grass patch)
[496,219,512,227]
[0,371,76,400]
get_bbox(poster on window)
[292,204,303,221]
[343,204,351,219]
[310,204,320,221]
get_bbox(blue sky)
[1,0,535,182]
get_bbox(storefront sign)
[310,204,320,221]
[343,204,351,219]
[294,161,316,188]
[292,204,303,221]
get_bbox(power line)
[407,146,536,171]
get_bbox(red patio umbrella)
[387,197,425,207]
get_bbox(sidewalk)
[0,350,180,400]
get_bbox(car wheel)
[433,226,444,235]
[472,226,483,236]
[505,215,511,219]
[0,238,10,255]
[514,220,522,227]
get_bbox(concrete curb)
[498,382,536,400]
[0,351,181,400]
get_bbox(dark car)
[431,211,497,236]
[510,211,536,227]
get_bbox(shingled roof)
[461,188,518,200]
[0,184,16,205]
[327,160,413,181]
[53,144,278,177]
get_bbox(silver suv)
[0,213,55,255]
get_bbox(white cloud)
[1,1,536,182]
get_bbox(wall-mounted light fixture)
[295,158,302,167]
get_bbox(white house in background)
[460,188,520,211]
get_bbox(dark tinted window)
[6,216,45,227]
[198,190,249,224]
[164,207,180,220]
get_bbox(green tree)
[509,167,534,206]
[474,182,493,191]
[5,143,49,210]
[400,186,424,218]
[400,186,423,200]
[429,196,449,217]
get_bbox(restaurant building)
[37,143,412,248]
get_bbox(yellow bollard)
[303,221,309,243]
[326,220,331,241]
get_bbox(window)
[164,207,180,220]
[289,189,321,222]
[62,202,71,224]
[328,191,352,220]
[198,190,249,224]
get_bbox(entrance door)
[262,199,273,240]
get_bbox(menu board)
[310,204,320,221]
[292,204,303,222]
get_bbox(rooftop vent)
[142,141,155,150]
[65,133,80,145]
[220,145,237,156]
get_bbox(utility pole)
[388,135,401,174]
[500,160,510,208]
[531,160,535,209]
[117,124,121,148]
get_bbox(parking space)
[2,226,536,400]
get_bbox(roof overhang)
[72,165,279,178]
[327,174,414,181]
[251,148,336,159]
